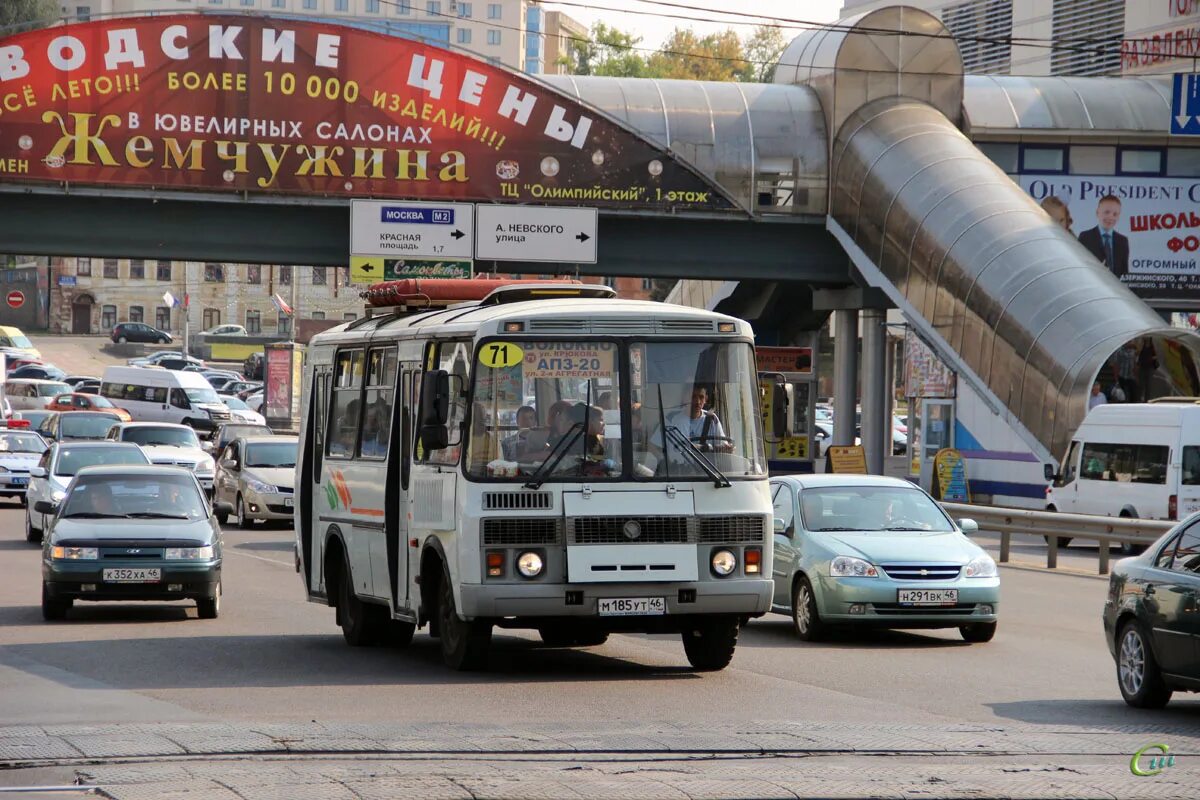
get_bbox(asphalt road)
[1,499,1194,735]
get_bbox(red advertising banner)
[0,15,732,210]
[756,347,813,375]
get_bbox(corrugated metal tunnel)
[828,95,1200,459]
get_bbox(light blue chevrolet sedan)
[768,474,999,643]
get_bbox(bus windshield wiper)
[664,426,731,488]
[524,423,584,490]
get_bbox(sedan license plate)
[103,568,161,583]
[9,478,28,486]
[898,589,957,606]
[598,597,666,616]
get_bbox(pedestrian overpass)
[1,7,1196,474]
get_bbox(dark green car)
[1103,516,1200,707]
[39,465,222,621]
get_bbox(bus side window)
[328,349,364,459]
[312,369,328,475]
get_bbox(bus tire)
[338,559,384,647]
[437,567,491,670]
[385,619,416,648]
[681,615,739,671]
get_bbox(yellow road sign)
[350,256,386,284]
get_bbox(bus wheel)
[338,561,384,646]
[437,568,491,670]
[681,616,739,671]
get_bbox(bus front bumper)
[459,578,773,620]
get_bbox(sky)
[542,0,847,49]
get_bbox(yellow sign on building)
[350,257,386,285]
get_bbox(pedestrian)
[1138,338,1158,401]
[1113,342,1138,402]
[1089,381,1107,410]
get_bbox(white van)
[1047,403,1200,528]
[99,366,232,437]
[4,379,71,411]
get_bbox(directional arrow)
[576,232,590,242]
[451,229,465,240]
[361,262,379,273]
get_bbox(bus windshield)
[466,339,765,481]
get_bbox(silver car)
[213,436,298,527]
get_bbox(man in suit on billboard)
[1078,194,1130,277]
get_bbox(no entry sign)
[6,291,24,309]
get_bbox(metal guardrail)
[939,502,1176,575]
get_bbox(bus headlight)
[711,549,737,577]
[516,551,544,578]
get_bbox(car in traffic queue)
[111,322,173,345]
[0,428,48,505]
[201,324,247,337]
[213,436,298,527]
[104,422,216,495]
[126,349,180,366]
[25,441,151,542]
[63,375,100,388]
[769,474,999,643]
[0,326,40,360]
[218,394,266,426]
[9,364,68,382]
[13,409,54,430]
[36,411,123,443]
[4,379,72,410]
[1103,514,1200,708]
[46,393,132,422]
[211,422,273,458]
[38,465,222,620]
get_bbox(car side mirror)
[30,467,45,478]
[958,518,979,534]
[34,500,57,515]
[1044,464,1056,482]
[202,441,214,453]
[221,458,237,470]
[773,517,793,536]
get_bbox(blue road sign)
[1171,74,1200,136]
[379,206,454,225]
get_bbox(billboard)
[0,15,731,211]
[1021,175,1200,301]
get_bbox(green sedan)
[769,474,999,642]
[39,465,222,621]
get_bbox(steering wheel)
[692,436,735,453]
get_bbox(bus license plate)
[103,568,161,583]
[898,589,957,606]
[598,597,666,616]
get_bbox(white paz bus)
[295,282,774,670]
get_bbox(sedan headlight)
[830,556,879,578]
[194,459,215,476]
[0,466,9,473]
[52,546,98,560]
[164,546,215,560]
[964,554,998,578]
[245,477,273,494]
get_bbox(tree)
[647,28,750,82]
[743,25,788,83]
[0,0,61,33]
[561,22,649,78]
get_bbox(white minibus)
[99,366,232,437]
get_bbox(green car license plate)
[897,589,957,606]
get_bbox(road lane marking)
[227,549,293,567]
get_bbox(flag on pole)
[272,293,294,316]
[162,291,177,308]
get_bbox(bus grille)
[697,516,766,543]
[482,518,562,546]
[570,516,691,544]
[483,491,553,510]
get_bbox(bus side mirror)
[1044,464,1056,482]
[771,382,789,439]
[419,370,451,428]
